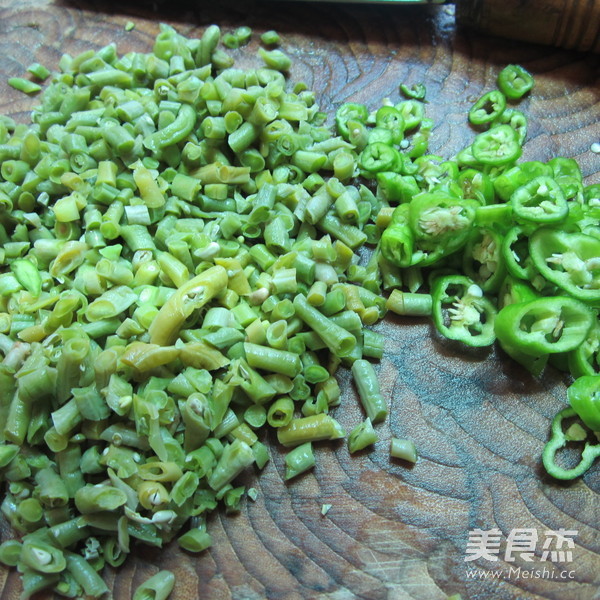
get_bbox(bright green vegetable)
[542,407,600,480]
[207,439,255,490]
[351,359,388,424]
[277,414,346,447]
[258,47,291,71]
[284,442,316,479]
[133,570,175,600]
[472,124,522,166]
[386,290,432,316]
[20,539,66,573]
[335,102,369,141]
[497,64,534,100]
[389,438,418,463]
[261,30,280,46]
[468,90,507,125]
[568,319,600,377]
[348,418,378,453]
[293,294,356,357]
[0,23,598,600]
[567,375,600,431]
[432,276,497,347]
[495,296,594,358]
[399,82,426,101]
[27,63,51,80]
[511,176,568,224]
[529,228,600,305]
[359,142,400,174]
[8,77,42,94]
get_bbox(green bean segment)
[390,438,418,463]
[133,570,175,600]
[284,442,316,479]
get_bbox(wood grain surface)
[0,1,599,599]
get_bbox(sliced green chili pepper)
[497,65,534,100]
[583,183,600,209]
[415,155,459,189]
[462,227,507,293]
[380,205,414,268]
[457,168,495,205]
[432,275,497,347]
[381,193,477,270]
[564,202,599,238]
[399,83,426,101]
[455,144,480,169]
[567,319,600,377]
[495,296,595,358]
[375,106,404,144]
[542,407,600,480]
[472,125,521,166]
[407,191,477,264]
[529,228,600,305]
[493,161,552,202]
[498,274,540,309]
[548,157,583,200]
[510,176,568,224]
[406,127,430,158]
[468,90,506,125]
[474,203,513,233]
[358,142,400,174]
[368,126,394,146]
[394,100,424,130]
[501,225,537,281]
[493,108,528,144]
[568,375,600,431]
[376,172,420,204]
[335,103,368,141]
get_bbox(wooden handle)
[457,0,600,52]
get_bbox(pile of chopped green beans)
[0,24,597,598]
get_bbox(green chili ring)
[542,408,600,480]
[472,124,522,166]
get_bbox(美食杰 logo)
[463,527,577,581]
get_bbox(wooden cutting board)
[0,0,599,598]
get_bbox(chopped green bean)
[390,438,418,463]
[285,442,315,479]
[8,77,42,94]
[277,414,345,447]
[27,63,51,80]
[348,418,378,453]
[351,359,388,424]
[261,30,280,46]
[133,570,175,600]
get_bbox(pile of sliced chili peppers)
[340,64,599,480]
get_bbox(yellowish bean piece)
[120,342,180,372]
[148,265,228,345]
